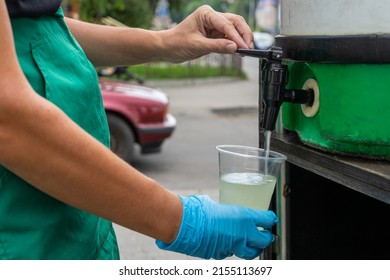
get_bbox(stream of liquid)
[264,130,272,175]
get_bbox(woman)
[0,0,277,259]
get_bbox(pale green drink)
[219,172,277,210]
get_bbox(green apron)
[0,9,120,259]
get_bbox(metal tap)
[237,47,314,131]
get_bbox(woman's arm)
[0,1,182,244]
[65,5,254,66]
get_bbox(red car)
[100,79,176,162]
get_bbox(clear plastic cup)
[216,145,287,210]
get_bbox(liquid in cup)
[217,145,286,210]
[219,172,277,210]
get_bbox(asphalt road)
[114,56,261,260]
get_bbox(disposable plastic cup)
[216,145,287,210]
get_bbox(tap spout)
[237,48,314,131]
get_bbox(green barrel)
[282,61,390,160]
[277,0,390,160]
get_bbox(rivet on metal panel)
[283,184,291,197]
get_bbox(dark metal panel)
[271,131,390,204]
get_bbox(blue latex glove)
[156,195,278,260]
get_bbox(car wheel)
[106,113,135,163]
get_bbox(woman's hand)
[156,195,278,260]
[160,5,254,63]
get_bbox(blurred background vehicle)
[97,66,145,84]
[100,78,176,163]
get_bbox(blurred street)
[114,56,260,260]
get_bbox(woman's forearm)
[0,4,181,243]
[65,5,254,67]
[0,80,182,243]
[65,18,170,66]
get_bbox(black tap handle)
[237,47,283,62]
[238,47,287,131]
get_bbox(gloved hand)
[156,195,278,260]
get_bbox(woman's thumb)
[205,38,238,54]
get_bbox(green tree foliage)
[78,0,105,21]
[181,0,229,17]
[180,0,252,25]
[79,0,153,28]
[78,0,252,29]
[113,0,153,28]
[227,0,254,29]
